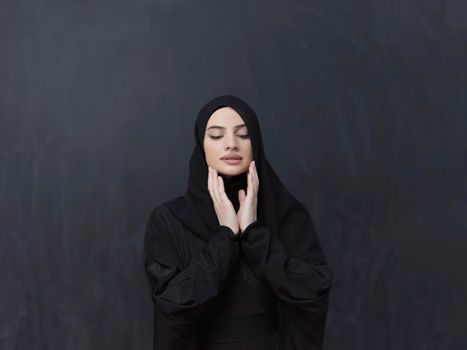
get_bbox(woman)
[143,95,333,350]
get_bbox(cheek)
[244,143,253,160]
[204,140,221,161]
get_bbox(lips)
[221,154,243,160]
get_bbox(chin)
[217,164,248,176]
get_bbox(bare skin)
[204,107,259,234]
[207,162,259,234]
[203,107,253,176]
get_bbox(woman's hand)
[237,161,259,233]
[207,166,240,235]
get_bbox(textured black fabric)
[198,251,279,343]
[219,172,247,213]
[143,95,333,349]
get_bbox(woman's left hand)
[237,161,259,232]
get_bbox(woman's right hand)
[207,166,240,235]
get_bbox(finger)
[207,166,213,197]
[250,161,257,191]
[246,167,253,199]
[250,162,256,190]
[217,176,226,204]
[238,189,246,202]
[212,168,221,204]
[252,161,259,192]
[248,164,258,200]
[218,175,229,202]
[208,167,218,205]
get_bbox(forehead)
[206,107,245,127]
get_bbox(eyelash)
[209,135,249,140]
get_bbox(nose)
[225,133,239,150]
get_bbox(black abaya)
[143,95,333,349]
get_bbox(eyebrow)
[206,124,247,131]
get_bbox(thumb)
[238,189,246,202]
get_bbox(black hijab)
[165,95,325,264]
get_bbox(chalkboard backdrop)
[1,0,466,349]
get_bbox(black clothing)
[217,172,247,213]
[143,95,333,349]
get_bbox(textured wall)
[1,0,466,349]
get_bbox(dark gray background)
[1,0,466,349]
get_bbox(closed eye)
[209,135,249,140]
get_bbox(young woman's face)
[203,107,253,177]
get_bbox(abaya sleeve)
[143,205,240,349]
[240,207,333,350]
